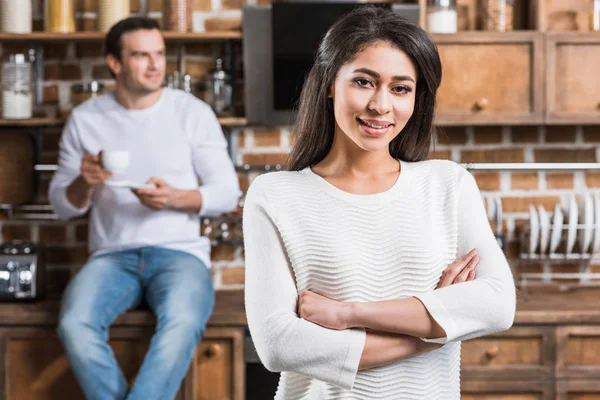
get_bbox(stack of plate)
[98,0,131,32]
[1,0,32,33]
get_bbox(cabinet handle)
[474,97,489,111]
[485,344,500,358]
[205,343,222,358]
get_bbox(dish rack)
[518,222,600,293]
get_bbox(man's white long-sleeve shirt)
[49,88,241,266]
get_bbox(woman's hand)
[297,290,351,330]
[436,248,479,289]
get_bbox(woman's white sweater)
[243,159,516,400]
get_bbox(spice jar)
[1,0,32,33]
[98,0,130,33]
[427,0,457,34]
[592,0,600,31]
[2,54,33,119]
[71,81,105,107]
[163,0,192,32]
[204,59,233,115]
[44,0,75,33]
[483,0,514,32]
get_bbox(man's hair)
[105,17,161,61]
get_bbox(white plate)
[549,203,564,254]
[578,192,594,254]
[529,204,540,255]
[538,205,551,255]
[566,194,579,254]
[105,180,156,190]
[593,192,600,254]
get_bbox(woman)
[243,5,516,399]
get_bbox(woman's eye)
[354,78,372,87]
[393,86,412,94]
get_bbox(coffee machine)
[0,241,44,300]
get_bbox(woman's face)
[330,41,417,153]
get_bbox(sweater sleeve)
[243,176,366,390]
[414,167,516,343]
[48,115,91,221]
[192,103,241,217]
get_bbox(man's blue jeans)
[57,246,215,400]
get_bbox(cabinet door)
[433,32,544,126]
[546,33,600,124]
[184,327,245,400]
[556,326,600,379]
[556,379,600,400]
[461,326,555,380]
[462,379,554,400]
[0,326,188,400]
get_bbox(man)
[49,17,241,400]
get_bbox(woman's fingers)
[437,249,477,288]
[453,255,479,284]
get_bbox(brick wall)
[0,1,599,293]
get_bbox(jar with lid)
[1,54,33,119]
[71,81,105,107]
[483,0,514,32]
[204,59,233,115]
[163,0,192,32]
[44,0,75,33]
[98,0,131,32]
[427,0,457,33]
[592,0,600,31]
[1,0,32,33]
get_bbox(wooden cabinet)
[461,379,555,400]
[556,326,600,379]
[433,32,544,126]
[546,33,600,124]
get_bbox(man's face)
[107,29,166,94]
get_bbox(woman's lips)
[357,117,393,137]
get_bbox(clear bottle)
[427,0,457,34]
[592,0,600,31]
[44,0,75,33]
[204,59,233,114]
[2,54,33,119]
[483,0,514,32]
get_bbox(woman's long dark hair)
[287,5,442,171]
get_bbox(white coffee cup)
[101,150,130,174]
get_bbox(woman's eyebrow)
[352,67,415,83]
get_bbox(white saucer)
[105,180,156,190]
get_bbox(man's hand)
[297,290,352,330]
[132,177,175,210]
[436,248,479,289]
[81,151,112,187]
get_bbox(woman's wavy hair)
[287,5,442,171]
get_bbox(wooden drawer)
[546,33,600,124]
[556,326,600,379]
[433,32,544,126]
[556,379,600,400]
[182,327,245,400]
[461,379,554,400]
[461,326,555,380]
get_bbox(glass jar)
[44,0,75,33]
[1,0,32,33]
[98,0,130,33]
[2,54,33,119]
[71,81,105,107]
[483,0,514,32]
[592,0,600,31]
[204,58,233,115]
[427,0,457,34]
[163,0,192,32]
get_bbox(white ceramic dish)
[529,204,540,255]
[593,192,600,254]
[549,203,564,254]
[538,205,551,255]
[578,192,594,254]
[105,180,155,190]
[566,194,579,254]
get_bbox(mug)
[101,150,130,174]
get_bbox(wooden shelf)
[0,31,242,42]
[0,116,247,127]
